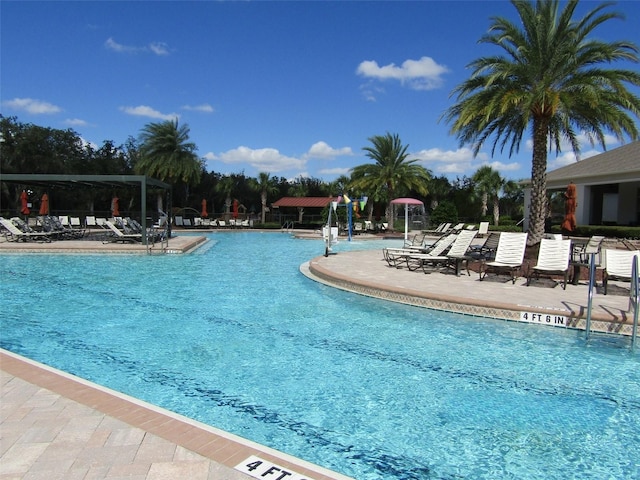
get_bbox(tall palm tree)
[215,175,236,220]
[136,119,202,210]
[472,165,505,225]
[443,0,640,245]
[351,133,431,230]
[253,172,278,224]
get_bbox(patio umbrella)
[232,199,239,219]
[201,199,208,218]
[20,190,30,215]
[390,197,424,242]
[561,182,577,233]
[39,193,49,215]
[111,196,120,217]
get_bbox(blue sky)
[2,1,639,183]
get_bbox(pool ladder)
[585,253,639,351]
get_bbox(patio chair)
[479,232,528,284]
[0,217,53,243]
[102,220,142,243]
[468,231,500,262]
[569,235,604,284]
[602,249,640,295]
[526,238,572,290]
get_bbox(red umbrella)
[232,199,239,219]
[111,196,120,217]
[20,190,30,215]
[39,193,49,215]
[561,182,577,233]
[201,199,208,218]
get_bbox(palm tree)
[472,165,505,225]
[351,133,431,230]
[135,119,202,211]
[443,0,640,245]
[215,175,236,220]
[253,172,278,224]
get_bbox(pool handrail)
[630,254,639,351]
[585,252,596,342]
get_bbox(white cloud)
[206,146,306,173]
[356,56,449,91]
[64,118,89,127]
[305,141,353,159]
[486,160,521,172]
[3,97,61,114]
[149,42,170,56]
[105,37,170,56]
[318,167,352,176]
[182,104,214,113]
[120,105,178,121]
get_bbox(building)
[523,141,640,229]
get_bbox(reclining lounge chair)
[526,238,572,290]
[479,232,528,284]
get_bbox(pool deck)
[1,230,638,479]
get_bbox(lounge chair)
[383,232,455,267]
[479,232,528,284]
[424,223,446,234]
[602,249,640,295]
[103,220,142,243]
[526,238,572,289]
[403,232,427,248]
[174,216,184,227]
[0,217,52,242]
[468,231,500,261]
[387,233,458,271]
[69,217,86,237]
[477,221,489,238]
[412,229,477,275]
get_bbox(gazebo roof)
[272,197,336,208]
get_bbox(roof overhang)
[0,174,170,190]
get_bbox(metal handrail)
[585,252,596,342]
[630,255,639,351]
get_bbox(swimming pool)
[1,232,639,479]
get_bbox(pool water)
[1,232,639,480]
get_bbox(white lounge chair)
[0,217,52,242]
[602,249,640,295]
[389,233,458,271]
[479,232,528,284]
[526,238,572,289]
[383,232,455,268]
[103,220,142,243]
[413,229,477,275]
[477,221,489,238]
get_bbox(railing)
[585,252,639,351]
[585,253,596,342]
[630,255,639,351]
[281,221,295,232]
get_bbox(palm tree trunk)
[481,192,488,217]
[493,197,499,226]
[528,118,549,245]
[261,192,267,224]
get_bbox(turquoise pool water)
[1,232,639,480]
